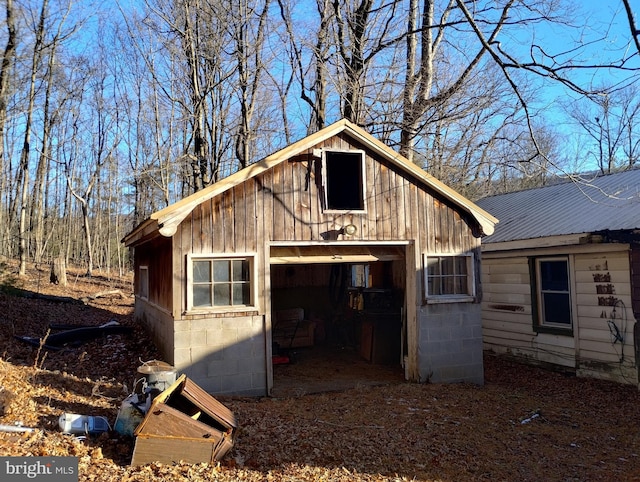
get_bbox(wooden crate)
[132,374,237,466]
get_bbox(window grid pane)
[214,260,230,282]
[193,260,212,283]
[538,259,571,327]
[427,256,470,297]
[192,257,252,308]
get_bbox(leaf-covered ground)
[1,260,639,481]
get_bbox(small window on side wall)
[188,255,254,310]
[424,254,475,302]
[322,150,366,212]
[139,266,149,299]
[532,257,573,334]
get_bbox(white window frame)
[186,253,257,312]
[139,265,149,300]
[321,149,367,213]
[534,256,573,332]
[423,253,475,303]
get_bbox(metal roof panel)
[475,169,640,243]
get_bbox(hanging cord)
[607,299,627,363]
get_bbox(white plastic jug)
[58,413,110,435]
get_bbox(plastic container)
[58,413,110,435]
[114,394,146,437]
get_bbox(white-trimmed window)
[188,254,255,310]
[322,149,366,212]
[139,266,149,299]
[533,257,573,333]
[424,254,475,301]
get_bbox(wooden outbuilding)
[123,119,497,396]
[476,170,640,385]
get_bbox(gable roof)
[123,119,497,247]
[476,169,640,244]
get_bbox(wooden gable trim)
[123,119,497,247]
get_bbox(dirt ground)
[1,260,640,481]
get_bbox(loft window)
[424,254,475,302]
[188,255,254,310]
[532,257,572,333]
[322,150,366,211]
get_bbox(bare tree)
[331,0,403,126]
[30,1,77,264]
[565,85,640,174]
[17,0,52,275]
[231,0,271,169]
[622,0,640,55]
[0,0,17,257]
[277,0,332,133]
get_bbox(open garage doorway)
[269,244,408,397]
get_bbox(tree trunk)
[50,256,67,286]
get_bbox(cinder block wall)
[417,303,484,384]
[134,300,175,365]
[173,314,267,396]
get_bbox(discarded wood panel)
[131,434,233,466]
[131,374,237,466]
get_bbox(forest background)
[0,0,639,278]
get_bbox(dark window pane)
[232,259,249,281]
[428,276,440,296]
[427,258,440,277]
[542,292,571,324]
[442,276,455,294]
[214,260,230,282]
[193,261,211,283]
[325,151,364,210]
[540,260,569,291]
[456,257,468,276]
[441,257,454,275]
[232,283,250,305]
[193,285,211,307]
[454,275,466,294]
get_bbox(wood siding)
[134,236,173,312]
[482,246,637,384]
[172,134,481,315]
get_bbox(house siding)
[481,246,637,384]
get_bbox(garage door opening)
[269,256,406,397]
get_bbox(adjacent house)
[122,119,497,396]
[476,170,640,385]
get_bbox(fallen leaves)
[1,262,640,481]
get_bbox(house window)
[533,257,572,332]
[322,150,366,211]
[189,255,253,309]
[424,254,474,301]
[139,266,149,299]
